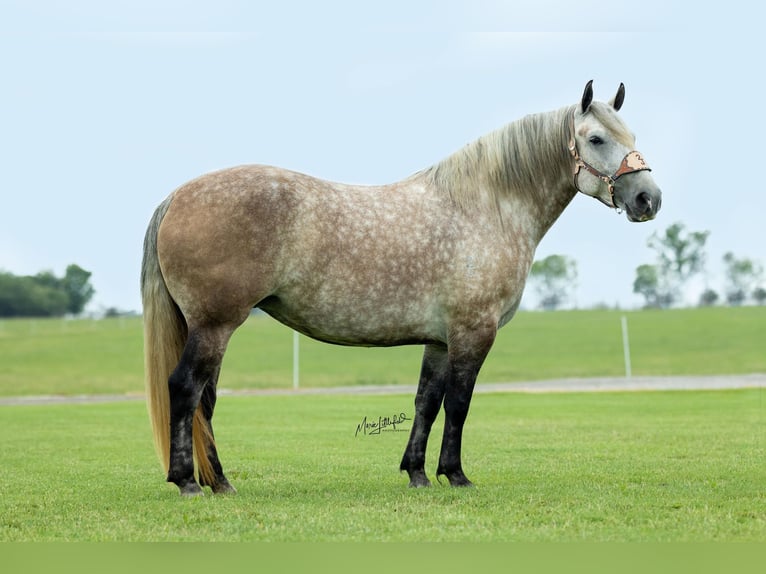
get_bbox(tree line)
[529,221,765,310]
[632,222,765,308]
[0,264,95,317]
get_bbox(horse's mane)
[419,104,577,217]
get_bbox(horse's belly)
[257,290,445,347]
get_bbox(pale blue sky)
[1,2,763,312]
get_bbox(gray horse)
[141,81,661,496]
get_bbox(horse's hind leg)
[167,325,234,496]
[197,369,237,494]
[400,343,449,487]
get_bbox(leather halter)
[567,111,651,208]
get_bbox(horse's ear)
[580,80,594,113]
[611,82,625,111]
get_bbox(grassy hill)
[1,306,764,396]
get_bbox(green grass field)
[1,307,764,542]
[1,306,764,397]
[1,390,764,541]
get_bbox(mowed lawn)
[1,390,763,541]
[1,306,765,397]
[1,307,764,542]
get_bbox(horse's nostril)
[637,191,652,211]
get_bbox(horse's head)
[569,81,662,222]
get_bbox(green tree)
[61,264,95,314]
[635,222,710,308]
[633,264,661,308]
[722,252,763,306]
[698,288,719,307]
[529,254,578,310]
[0,265,95,317]
[0,272,69,317]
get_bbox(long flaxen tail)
[141,196,215,486]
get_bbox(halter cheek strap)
[568,112,651,208]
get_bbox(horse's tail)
[141,196,215,486]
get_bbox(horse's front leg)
[400,343,449,487]
[436,325,496,487]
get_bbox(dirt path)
[2,373,764,406]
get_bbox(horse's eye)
[589,135,604,145]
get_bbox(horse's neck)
[516,168,578,246]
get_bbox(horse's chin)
[617,197,660,222]
[625,210,656,223]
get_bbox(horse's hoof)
[437,468,474,487]
[178,482,204,497]
[211,479,237,495]
[448,474,474,487]
[406,470,432,488]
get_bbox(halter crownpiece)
[567,111,651,208]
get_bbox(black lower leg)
[167,376,204,495]
[400,344,449,487]
[436,328,495,487]
[436,375,477,486]
[198,378,236,494]
[436,401,473,486]
[166,331,226,496]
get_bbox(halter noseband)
[567,111,651,208]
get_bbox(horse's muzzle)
[624,186,662,222]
